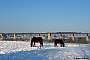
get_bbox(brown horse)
[31,37,43,48]
[54,39,65,47]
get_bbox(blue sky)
[0,0,90,33]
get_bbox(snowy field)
[0,41,90,60]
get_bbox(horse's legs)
[33,42,36,47]
[54,43,57,47]
[61,43,65,47]
[54,40,57,47]
[54,44,56,47]
[40,42,43,48]
[63,43,65,47]
[41,42,43,47]
[31,41,33,47]
[61,44,62,47]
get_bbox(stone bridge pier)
[86,33,88,42]
[14,33,17,40]
[48,33,51,42]
[0,34,2,38]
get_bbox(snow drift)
[0,41,90,60]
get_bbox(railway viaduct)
[0,32,90,42]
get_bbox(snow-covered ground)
[0,41,90,60]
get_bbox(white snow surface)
[0,41,90,60]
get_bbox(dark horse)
[31,37,43,48]
[54,39,65,47]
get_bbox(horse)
[31,37,43,48]
[54,39,65,47]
